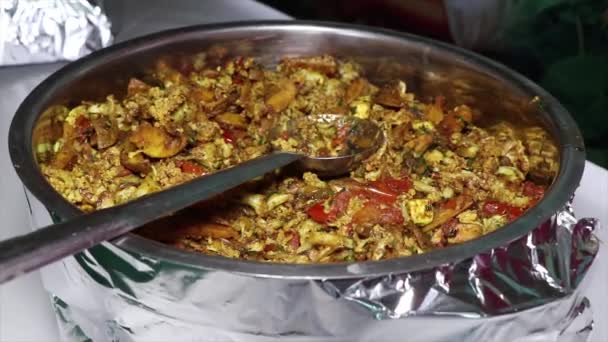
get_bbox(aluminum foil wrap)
[24,188,599,342]
[0,0,112,66]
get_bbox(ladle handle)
[0,152,302,284]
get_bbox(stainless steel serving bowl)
[8,21,585,279]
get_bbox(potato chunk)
[129,123,187,158]
[215,112,248,128]
[266,79,297,112]
[375,80,407,108]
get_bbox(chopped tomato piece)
[351,201,403,225]
[221,126,248,145]
[306,178,411,224]
[507,206,525,221]
[368,177,412,199]
[75,116,94,142]
[307,189,355,223]
[442,198,458,210]
[263,244,276,252]
[481,200,524,222]
[289,232,300,249]
[178,161,206,175]
[439,114,463,135]
[481,201,507,216]
[222,129,235,144]
[361,189,394,204]
[523,181,545,204]
[307,202,331,223]
[329,190,356,216]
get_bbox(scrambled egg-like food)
[36,53,558,263]
[271,115,355,157]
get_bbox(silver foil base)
[0,0,112,66]
[33,200,598,342]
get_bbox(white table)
[0,1,606,341]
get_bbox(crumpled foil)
[0,0,112,66]
[24,188,599,342]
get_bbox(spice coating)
[36,53,559,263]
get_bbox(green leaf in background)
[581,95,608,143]
[502,0,608,167]
[510,0,570,20]
[541,56,608,104]
[541,55,608,153]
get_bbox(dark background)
[259,0,608,168]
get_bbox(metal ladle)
[0,114,383,284]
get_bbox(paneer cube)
[407,199,434,226]
[350,96,371,119]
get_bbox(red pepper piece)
[481,200,525,222]
[178,161,206,176]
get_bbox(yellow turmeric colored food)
[36,53,559,263]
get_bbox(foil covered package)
[0,0,112,66]
[23,185,599,342]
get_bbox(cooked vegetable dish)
[271,114,374,157]
[36,53,559,263]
